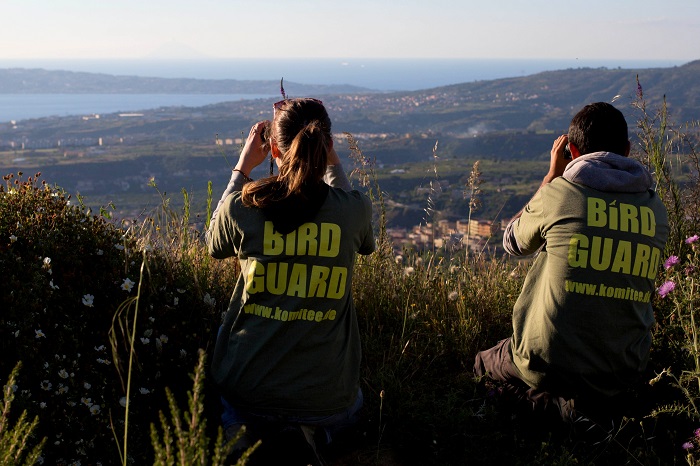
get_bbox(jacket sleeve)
[502,187,547,256]
[323,164,352,191]
[210,170,250,224]
[206,171,248,259]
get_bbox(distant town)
[386,217,510,256]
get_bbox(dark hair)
[568,102,629,156]
[242,98,332,208]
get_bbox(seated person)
[474,102,669,420]
[206,98,375,464]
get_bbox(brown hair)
[242,98,332,208]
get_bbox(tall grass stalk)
[0,363,45,465]
[464,160,483,262]
[345,132,391,258]
[633,76,686,250]
[150,350,259,466]
[109,251,148,465]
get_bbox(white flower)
[43,257,51,268]
[49,279,59,290]
[158,334,168,344]
[9,234,17,243]
[176,288,186,294]
[40,380,52,391]
[90,404,101,415]
[43,362,49,369]
[179,349,187,358]
[394,255,404,264]
[448,291,459,301]
[57,384,69,394]
[96,249,104,256]
[58,369,69,379]
[415,257,423,267]
[94,345,106,352]
[173,297,179,306]
[119,397,127,407]
[35,329,46,339]
[81,397,93,407]
[82,294,94,307]
[139,387,150,395]
[404,266,415,276]
[121,278,135,293]
[39,402,47,409]
[143,328,153,337]
[203,293,216,307]
[114,244,125,251]
[84,382,92,389]
[96,358,111,365]
[140,338,150,345]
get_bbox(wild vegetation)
[1,88,700,465]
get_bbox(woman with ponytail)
[207,98,375,462]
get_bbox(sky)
[2,0,699,61]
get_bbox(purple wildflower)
[686,235,699,244]
[687,266,696,276]
[658,280,676,298]
[664,255,680,269]
[695,427,700,438]
[636,76,644,99]
[280,78,287,100]
[683,441,694,450]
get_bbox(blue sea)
[0,58,687,122]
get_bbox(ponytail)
[242,99,332,209]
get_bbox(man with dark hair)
[473,102,669,419]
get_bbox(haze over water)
[0,57,687,122]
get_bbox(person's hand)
[547,134,571,179]
[235,121,270,177]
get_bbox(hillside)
[3,61,699,143]
[1,61,698,225]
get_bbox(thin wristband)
[233,168,253,182]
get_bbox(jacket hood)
[562,151,653,193]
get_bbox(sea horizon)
[2,57,689,91]
[0,57,689,122]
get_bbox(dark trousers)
[473,337,563,413]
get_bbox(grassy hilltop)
[2,75,700,465]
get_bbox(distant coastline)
[0,58,692,123]
[1,57,687,91]
[0,94,275,123]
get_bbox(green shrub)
[0,173,236,464]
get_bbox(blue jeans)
[221,388,363,445]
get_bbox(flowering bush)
[0,173,236,464]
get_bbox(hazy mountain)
[0,68,374,94]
